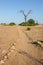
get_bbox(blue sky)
[0,0,43,24]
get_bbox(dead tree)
[20,10,32,22]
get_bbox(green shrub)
[19,22,27,26]
[9,22,16,26]
[27,19,35,24]
[1,23,8,26]
[27,27,31,31]
[19,19,39,26]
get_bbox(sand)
[0,25,43,65]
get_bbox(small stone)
[2,50,7,54]
[4,56,8,59]
[11,46,15,50]
[0,60,4,64]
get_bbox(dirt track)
[0,25,43,65]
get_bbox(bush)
[19,19,38,26]
[9,22,16,26]
[19,22,27,26]
[27,27,31,31]
[27,19,36,26]
[28,19,35,24]
[1,23,8,26]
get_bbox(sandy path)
[14,26,43,65]
[0,25,43,65]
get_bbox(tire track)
[0,26,43,65]
[0,26,20,64]
[17,26,43,65]
[18,50,43,65]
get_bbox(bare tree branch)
[20,10,32,22]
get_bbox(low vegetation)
[0,19,39,26]
[19,22,27,26]
[9,22,16,26]
[19,19,39,26]
[1,23,8,26]
[1,22,16,26]
[27,27,31,31]
[0,18,39,27]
